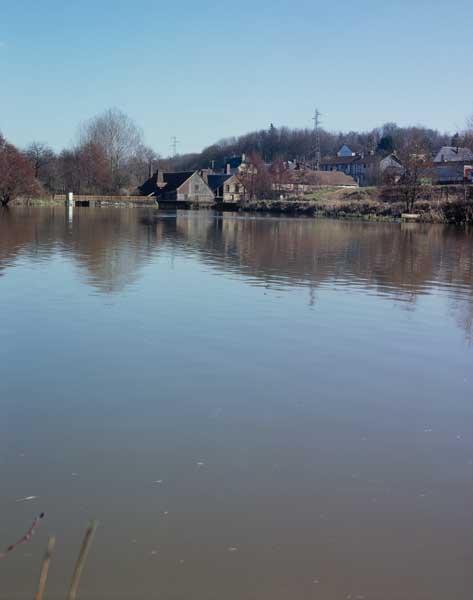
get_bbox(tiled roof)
[139,171,194,196]
[206,174,232,191]
[434,146,473,162]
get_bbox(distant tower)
[312,108,322,170]
[170,136,180,157]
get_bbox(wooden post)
[35,536,56,600]
[67,521,98,600]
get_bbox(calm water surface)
[1,207,472,600]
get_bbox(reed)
[34,536,56,600]
[67,520,98,600]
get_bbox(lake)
[0,206,472,600]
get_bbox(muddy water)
[0,207,472,600]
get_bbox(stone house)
[139,171,214,204]
[221,174,247,202]
[201,173,247,202]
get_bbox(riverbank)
[9,185,473,225]
[238,185,473,225]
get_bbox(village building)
[274,167,357,197]
[434,146,473,163]
[379,153,404,183]
[320,145,404,186]
[336,144,357,158]
[139,171,214,204]
[201,172,247,202]
[207,154,248,175]
[426,162,473,184]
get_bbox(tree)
[126,144,160,188]
[0,134,40,205]
[79,108,144,192]
[450,132,461,148]
[463,113,473,150]
[269,159,290,197]
[377,135,394,154]
[238,153,272,200]
[55,142,111,194]
[26,142,58,192]
[76,142,112,193]
[396,131,429,213]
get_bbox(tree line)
[176,119,473,171]
[1,108,160,205]
[1,108,473,205]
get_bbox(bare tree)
[238,153,272,200]
[0,133,40,205]
[79,108,144,192]
[463,113,473,150]
[396,131,429,213]
[126,144,160,188]
[269,159,290,197]
[26,142,57,191]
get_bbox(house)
[379,153,404,183]
[337,144,357,157]
[431,162,473,184]
[205,173,232,199]
[320,146,403,186]
[320,152,378,185]
[210,154,248,175]
[139,171,214,204]
[274,166,357,197]
[379,153,403,172]
[221,174,247,202]
[200,173,247,202]
[434,146,473,163]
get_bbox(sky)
[1,0,472,155]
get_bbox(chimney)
[157,170,164,184]
[226,163,231,175]
[241,153,246,163]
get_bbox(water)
[1,206,472,600]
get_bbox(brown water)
[0,206,472,600]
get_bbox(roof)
[160,172,195,191]
[337,144,355,157]
[288,168,357,187]
[224,155,245,169]
[206,173,232,192]
[210,155,245,172]
[434,146,473,163]
[320,155,359,166]
[139,171,195,196]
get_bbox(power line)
[170,136,180,157]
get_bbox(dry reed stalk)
[35,536,56,600]
[67,521,98,600]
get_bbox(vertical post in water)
[68,520,98,600]
[35,536,56,600]
[67,192,74,223]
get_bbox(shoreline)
[6,187,473,226]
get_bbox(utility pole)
[170,136,180,157]
[312,108,322,170]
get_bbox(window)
[194,184,199,192]
[225,185,230,192]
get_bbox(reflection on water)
[0,207,472,600]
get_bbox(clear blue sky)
[1,0,472,155]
